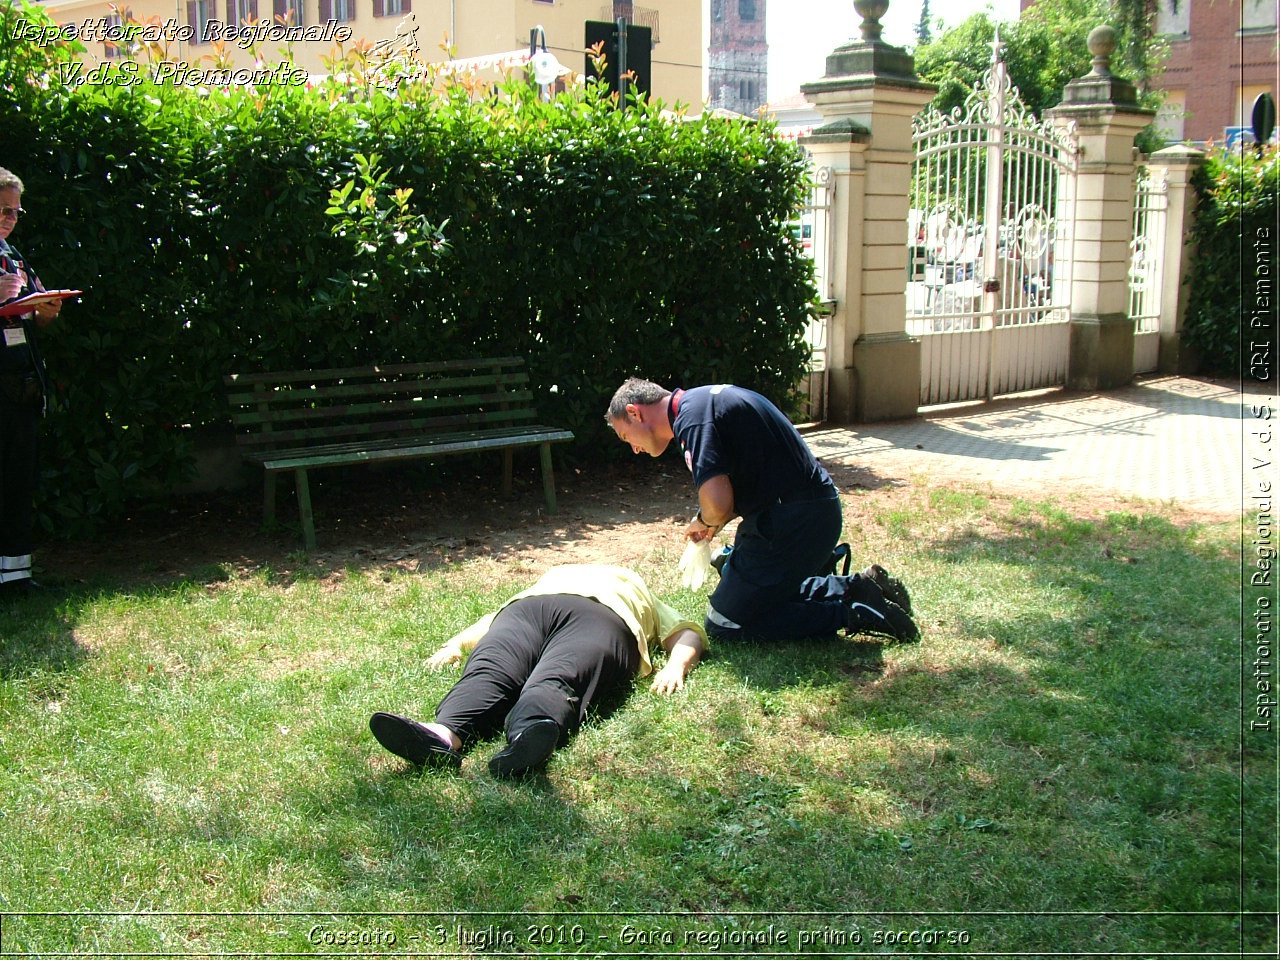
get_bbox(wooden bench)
[223,357,574,549]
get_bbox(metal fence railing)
[1129,165,1168,374]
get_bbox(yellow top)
[438,564,707,677]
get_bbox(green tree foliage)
[1108,0,1165,91]
[1183,146,1279,376]
[914,0,1164,126]
[914,12,1083,120]
[0,2,816,536]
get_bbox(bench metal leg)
[295,467,316,550]
[539,442,557,514]
[502,449,514,497]
[264,472,278,527]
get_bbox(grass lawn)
[0,480,1266,956]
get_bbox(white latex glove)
[679,537,713,591]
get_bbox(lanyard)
[670,388,685,419]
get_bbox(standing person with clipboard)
[0,167,63,597]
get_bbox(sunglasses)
[0,206,24,220]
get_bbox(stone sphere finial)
[1087,24,1117,77]
[855,0,890,42]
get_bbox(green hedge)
[1184,145,1279,377]
[0,3,816,536]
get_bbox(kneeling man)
[607,377,917,644]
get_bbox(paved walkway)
[804,375,1257,517]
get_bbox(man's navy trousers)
[707,490,850,642]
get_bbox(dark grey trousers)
[434,594,639,746]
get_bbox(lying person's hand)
[650,662,688,695]
[426,647,462,669]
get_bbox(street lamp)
[528,25,567,96]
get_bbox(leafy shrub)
[0,1,815,536]
[1183,145,1279,376]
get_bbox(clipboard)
[0,289,81,318]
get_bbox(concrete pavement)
[804,375,1257,517]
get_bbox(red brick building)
[1151,0,1277,144]
[1023,0,1277,145]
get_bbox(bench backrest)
[224,357,544,453]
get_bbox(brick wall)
[1156,0,1276,143]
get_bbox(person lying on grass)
[370,564,706,779]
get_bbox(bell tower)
[708,0,767,114]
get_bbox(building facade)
[1022,0,1277,145]
[35,0,703,105]
[1149,0,1277,145]
[707,0,766,115]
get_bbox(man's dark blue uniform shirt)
[669,384,833,518]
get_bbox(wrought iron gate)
[907,41,1079,406]
[1129,165,1167,375]
[797,164,834,422]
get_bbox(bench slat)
[225,372,531,409]
[228,388,536,429]
[223,356,527,387]
[235,408,538,450]
[249,426,574,471]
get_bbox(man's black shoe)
[489,718,560,779]
[369,712,462,769]
[881,599,920,643]
[841,577,920,643]
[0,579,42,600]
[862,564,913,616]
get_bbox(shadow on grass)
[0,593,88,680]
[5,478,1253,952]
[37,459,706,596]
[652,506,1242,920]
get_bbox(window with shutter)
[274,0,303,25]
[103,12,123,57]
[188,0,214,43]
[228,0,252,26]
[1154,0,1189,37]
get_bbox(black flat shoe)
[488,718,560,779]
[369,712,462,769]
[0,579,42,600]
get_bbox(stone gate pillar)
[800,0,935,423]
[1145,144,1206,373]
[1046,25,1155,391]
